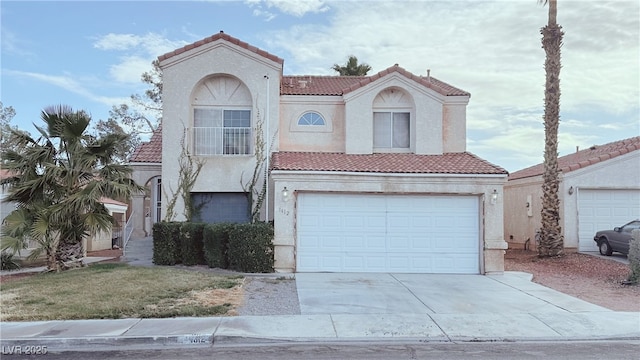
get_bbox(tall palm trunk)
[539,0,565,257]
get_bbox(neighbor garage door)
[578,189,640,252]
[297,193,480,273]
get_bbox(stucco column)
[484,189,508,274]
[130,193,147,238]
[273,183,296,272]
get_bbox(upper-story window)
[194,108,251,155]
[373,112,410,149]
[297,111,325,126]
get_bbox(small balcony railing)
[193,127,251,156]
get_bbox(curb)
[2,334,639,351]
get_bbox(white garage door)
[578,189,640,252]
[297,193,480,273]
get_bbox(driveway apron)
[295,273,610,315]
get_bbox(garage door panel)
[297,193,480,273]
[578,189,640,251]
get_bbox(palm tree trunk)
[539,0,565,257]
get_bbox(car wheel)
[599,239,613,256]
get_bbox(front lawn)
[0,263,244,321]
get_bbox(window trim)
[373,110,411,153]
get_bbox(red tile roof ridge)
[281,65,469,97]
[271,151,507,175]
[158,31,284,65]
[509,136,640,181]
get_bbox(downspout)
[264,75,270,223]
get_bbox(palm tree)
[332,55,372,76]
[1,105,143,271]
[538,0,565,257]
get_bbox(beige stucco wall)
[503,176,546,250]
[504,150,640,251]
[271,171,507,274]
[342,74,468,155]
[160,40,282,221]
[279,95,345,152]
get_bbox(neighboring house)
[128,128,162,238]
[504,136,640,252]
[84,197,129,252]
[151,31,508,274]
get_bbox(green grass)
[0,263,244,321]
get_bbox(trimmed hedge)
[203,223,233,269]
[152,222,182,265]
[180,223,206,266]
[227,222,274,273]
[153,221,274,272]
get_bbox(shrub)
[152,222,182,265]
[627,229,640,284]
[180,223,206,266]
[227,222,274,273]
[1,251,20,271]
[203,223,233,269]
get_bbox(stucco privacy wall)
[159,40,282,221]
[504,150,640,250]
[271,172,507,274]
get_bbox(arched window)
[192,75,252,156]
[297,111,325,126]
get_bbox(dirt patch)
[505,249,640,312]
[87,248,123,262]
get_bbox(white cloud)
[90,32,190,86]
[246,0,330,18]
[0,27,37,61]
[93,33,142,51]
[109,56,154,84]
[5,70,131,109]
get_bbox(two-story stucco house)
[153,31,508,274]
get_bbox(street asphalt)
[1,237,638,351]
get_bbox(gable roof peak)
[158,31,284,65]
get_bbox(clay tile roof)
[281,64,469,97]
[509,136,640,181]
[271,152,507,175]
[158,31,284,65]
[129,128,162,164]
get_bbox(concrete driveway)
[580,251,630,265]
[296,272,610,315]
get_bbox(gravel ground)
[505,249,640,312]
[236,276,301,316]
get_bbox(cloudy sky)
[1,0,638,172]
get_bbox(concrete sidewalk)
[1,310,638,349]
